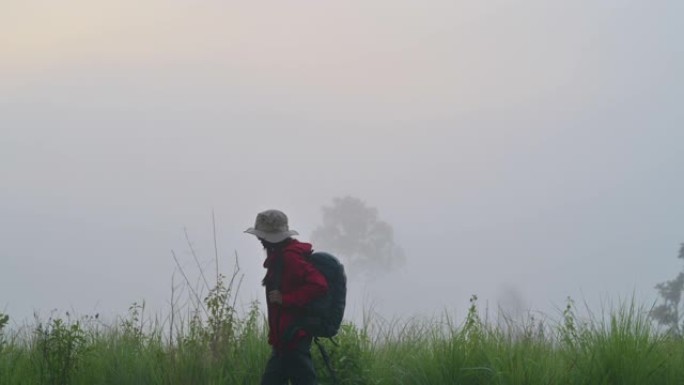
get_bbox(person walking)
[245,209,329,385]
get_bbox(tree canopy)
[311,196,405,280]
[651,243,684,335]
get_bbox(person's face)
[258,238,271,250]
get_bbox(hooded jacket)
[262,239,328,350]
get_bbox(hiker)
[245,209,329,385]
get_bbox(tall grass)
[2,295,683,385]
[2,225,682,384]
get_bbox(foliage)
[121,301,146,343]
[33,315,88,385]
[1,298,684,384]
[313,322,373,385]
[312,196,406,279]
[0,312,9,353]
[651,243,684,335]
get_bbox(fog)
[2,0,683,324]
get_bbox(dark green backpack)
[300,251,347,338]
[276,251,346,384]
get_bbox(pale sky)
[1,0,683,324]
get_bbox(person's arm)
[280,253,328,308]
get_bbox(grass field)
[1,294,683,385]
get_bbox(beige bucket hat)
[244,209,299,243]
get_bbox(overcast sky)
[2,0,683,325]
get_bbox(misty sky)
[2,0,683,324]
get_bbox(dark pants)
[261,338,317,385]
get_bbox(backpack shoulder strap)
[270,251,285,290]
[270,250,286,343]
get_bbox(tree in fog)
[651,243,684,335]
[311,196,406,280]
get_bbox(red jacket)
[262,239,328,350]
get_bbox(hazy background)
[2,0,683,324]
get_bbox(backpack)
[300,251,347,338]
[276,251,346,384]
